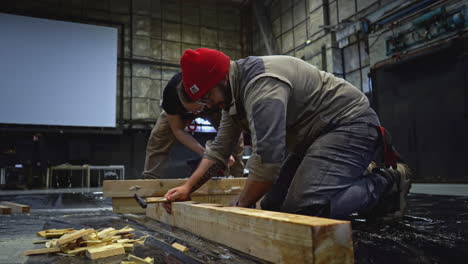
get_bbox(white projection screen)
[0,13,118,127]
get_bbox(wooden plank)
[37,228,75,238]
[1,201,30,213]
[24,247,61,256]
[172,242,188,252]
[58,229,95,246]
[0,205,11,215]
[85,244,125,259]
[103,177,247,198]
[147,202,354,264]
[123,243,134,252]
[128,254,154,264]
[111,194,241,214]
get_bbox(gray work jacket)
[205,55,370,182]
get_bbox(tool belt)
[368,124,402,169]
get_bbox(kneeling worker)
[163,48,411,222]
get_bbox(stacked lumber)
[147,201,354,264]
[0,205,12,215]
[24,226,149,260]
[103,178,247,214]
[0,201,30,213]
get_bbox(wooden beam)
[111,194,241,214]
[147,202,354,264]
[85,244,125,259]
[0,205,11,215]
[103,178,246,198]
[1,201,30,213]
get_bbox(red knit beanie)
[180,48,230,101]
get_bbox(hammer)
[134,193,168,209]
[129,185,168,208]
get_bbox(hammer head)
[134,193,147,209]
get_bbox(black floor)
[0,192,467,263]
[353,194,468,264]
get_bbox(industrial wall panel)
[361,66,370,93]
[308,0,322,12]
[133,35,151,57]
[343,43,360,73]
[338,0,355,21]
[272,17,281,37]
[133,0,151,15]
[329,0,338,26]
[162,21,181,42]
[182,7,200,26]
[294,21,308,47]
[357,0,378,12]
[293,0,307,26]
[309,7,324,36]
[162,1,181,23]
[150,39,162,60]
[182,24,201,44]
[345,70,361,90]
[281,9,293,32]
[270,0,281,20]
[200,27,218,47]
[131,77,152,98]
[111,0,130,14]
[134,15,151,36]
[161,41,181,62]
[282,30,294,53]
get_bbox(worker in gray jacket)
[164,48,411,221]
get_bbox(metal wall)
[371,36,468,182]
[253,0,394,90]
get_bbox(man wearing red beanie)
[164,48,411,222]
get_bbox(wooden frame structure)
[104,178,354,263]
[103,178,247,214]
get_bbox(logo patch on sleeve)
[190,84,200,94]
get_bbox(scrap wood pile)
[24,226,154,263]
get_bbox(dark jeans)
[261,108,390,219]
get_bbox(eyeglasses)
[199,90,212,104]
[192,101,207,115]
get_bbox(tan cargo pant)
[143,111,244,179]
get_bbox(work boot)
[366,163,412,223]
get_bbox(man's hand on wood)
[228,155,235,167]
[163,184,191,214]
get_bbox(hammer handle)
[146,197,168,203]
